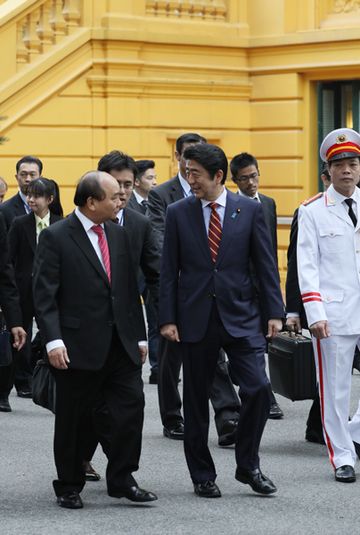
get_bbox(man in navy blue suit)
[159,143,284,498]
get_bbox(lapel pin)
[231,208,241,219]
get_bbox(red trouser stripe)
[316,338,335,469]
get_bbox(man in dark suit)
[160,143,284,498]
[127,159,157,216]
[230,152,284,419]
[80,151,161,478]
[0,212,27,398]
[0,155,43,400]
[127,159,159,383]
[149,133,241,445]
[33,171,157,509]
[0,155,43,230]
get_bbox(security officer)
[297,128,360,483]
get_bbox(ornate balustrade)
[145,0,227,21]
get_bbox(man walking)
[159,143,284,497]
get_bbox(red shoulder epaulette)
[301,192,323,206]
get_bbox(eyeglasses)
[233,172,259,183]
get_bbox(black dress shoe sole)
[235,472,277,495]
[85,473,101,482]
[163,428,184,440]
[194,489,221,498]
[0,404,12,412]
[108,491,158,502]
[17,391,33,398]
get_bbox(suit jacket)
[0,212,22,328]
[33,212,146,370]
[127,193,147,215]
[159,190,284,343]
[0,193,27,231]
[122,207,160,304]
[8,212,62,324]
[148,175,184,248]
[285,207,308,327]
[258,193,278,267]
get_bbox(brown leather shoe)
[83,461,101,481]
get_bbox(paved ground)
[1,362,360,535]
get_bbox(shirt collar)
[35,211,50,226]
[237,189,260,202]
[133,190,147,204]
[178,172,191,196]
[19,190,29,206]
[75,207,104,231]
[201,187,227,209]
[328,183,358,204]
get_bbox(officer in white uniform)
[297,128,360,483]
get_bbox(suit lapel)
[104,221,119,290]
[216,193,239,265]
[171,177,185,202]
[69,213,110,286]
[186,197,212,263]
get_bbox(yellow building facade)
[1,0,360,281]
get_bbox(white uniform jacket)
[297,184,360,334]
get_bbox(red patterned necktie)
[91,225,111,283]
[208,202,222,262]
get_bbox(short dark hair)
[135,159,155,179]
[74,171,106,207]
[27,177,55,200]
[176,133,207,155]
[183,143,228,184]
[230,153,259,178]
[16,155,43,174]
[97,150,137,179]
[321,162,330,180]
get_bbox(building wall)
[1,0,360,282]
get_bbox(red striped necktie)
[208,202,222,262]
[91,225,111,283]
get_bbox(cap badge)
[336,133,347,143]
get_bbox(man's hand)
[160,323,180,343]
[266,319,283,339]
[286,317,302,333]
[48,347,70,369]
[139,345,147,364]
[11,327,26,351]
[310,320,330,339]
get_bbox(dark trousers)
[157,337,240,433]
[0,316,33,397]
[52,333,144,497]
[182,304,271,484]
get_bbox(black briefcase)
[268,331,317,401]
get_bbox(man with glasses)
[230,152,284,419]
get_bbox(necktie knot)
[209,202,218,211]
[91,224,104,236]
[37,220,47,231]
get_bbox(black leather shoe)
[235,468,277,494]
[109,486,158,502]
[163,423,184,440]
[194,481,221,498]
[269,402,284,420]
[83,461,101,481]
[149,371,158,384]
[218,419,238,446]
[305,428,325,445]
[57,491,83,509]
[17,389,32,398]
[352,351,360,374]
[0,396,11,412]
[335,465,356,483]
